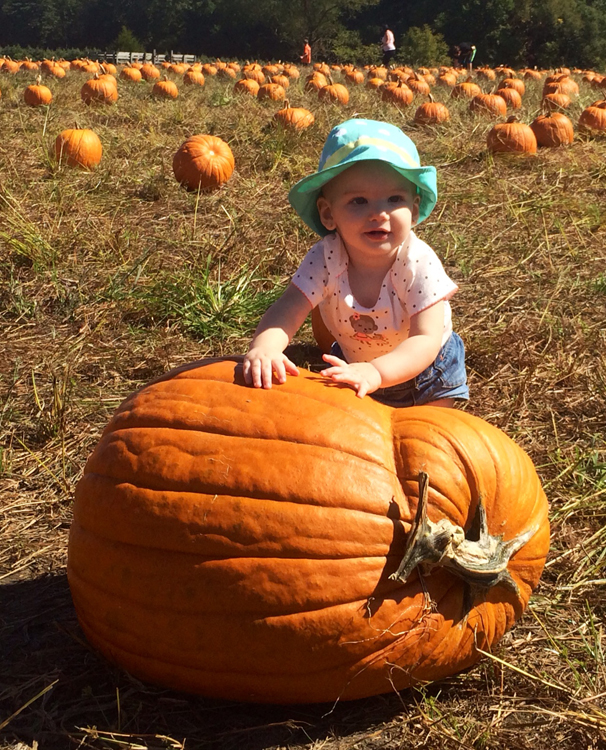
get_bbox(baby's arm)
[244,283,313,389]
[322,301,444,397]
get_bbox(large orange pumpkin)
[172,135,235,191]
[68,358,549,705]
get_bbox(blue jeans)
[330,332,469,407]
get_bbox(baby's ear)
[317,196,336,231]
[411,193,421,226]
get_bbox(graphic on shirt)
[349,312,386,342]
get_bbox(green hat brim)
[288,160,438,237]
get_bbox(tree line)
[1,0,605,68]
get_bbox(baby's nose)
[368,202,390,219]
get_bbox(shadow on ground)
[1,572,430,749]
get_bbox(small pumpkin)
[542,92,571,111]
[498,78,525,96]
[524,69,543,81]
[67,358,549,705]
[318,80,349,105]
[313,62,331,77]
[244,69,264,84]
[345,69,364,85]
[469,92,507,117]
[54,128,103,169]
[3,58,21,74]
[153,76,179,99]
[24,75,53,107]
[451,79,481,99]
[21,58,39,71]
[406,72,431,97]
[530,112,574,147]
[476,68,497,81]
[269,74,288,89]
[578,105,606,133]
[257,82,286,102]
[183,70,205,86]
[543,77,578,97]
[304,73,327,92]
[437,72,457,88]
[496,87,522,109]
[234,78,260,96]
[81,74,118,105]
[487,116,537,154]
[120,67,142,82]
[382,79,413,106]
[218,66,237,79]
[141,63,161,81]
[273,101,315,130]
[414,93,450,124]
[369,66,388,81]
[172,134,235,191]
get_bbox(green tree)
[329,28,380,65]
[113,24,142,50]
[397,25,450,66]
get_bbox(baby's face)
[317,161,420,262]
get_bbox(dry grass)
[1,65,606,749]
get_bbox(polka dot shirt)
[292,231,458,363]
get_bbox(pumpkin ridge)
[72,511,398,559]
[69,561,392,619]
[90,425,400,483]
[81,460,399,515]
[71,608,436,681]
[127,374,393,433]
[103,423,393,471]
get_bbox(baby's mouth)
[365,229,390,239]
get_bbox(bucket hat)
[288,118,438,237]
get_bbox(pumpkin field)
[1,58,606,749]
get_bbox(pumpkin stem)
[389,472,539,598]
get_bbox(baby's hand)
[321,355,382,398]
[243,348,299,389]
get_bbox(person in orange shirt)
[300,39,311,65]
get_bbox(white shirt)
[382,29,396,52]
[292,231,457,363]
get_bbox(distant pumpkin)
[120,67,142,82]
[257,83,286,101]
[274,101,315,130]
[54,128,103,169]
[487,116,537,154]
[81,75,118,105]
[530,112,574,147]
[414,94,450,125]
[318,81,349,105]
[24,76,53,107]
[173,135,235,191]
[153,76,179,99]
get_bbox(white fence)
[105,51,196,65]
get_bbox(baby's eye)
[350,197,367,205]
[388,194,406,203]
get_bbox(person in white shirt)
[381,25,396,66]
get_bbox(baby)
[243,118,468,408]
